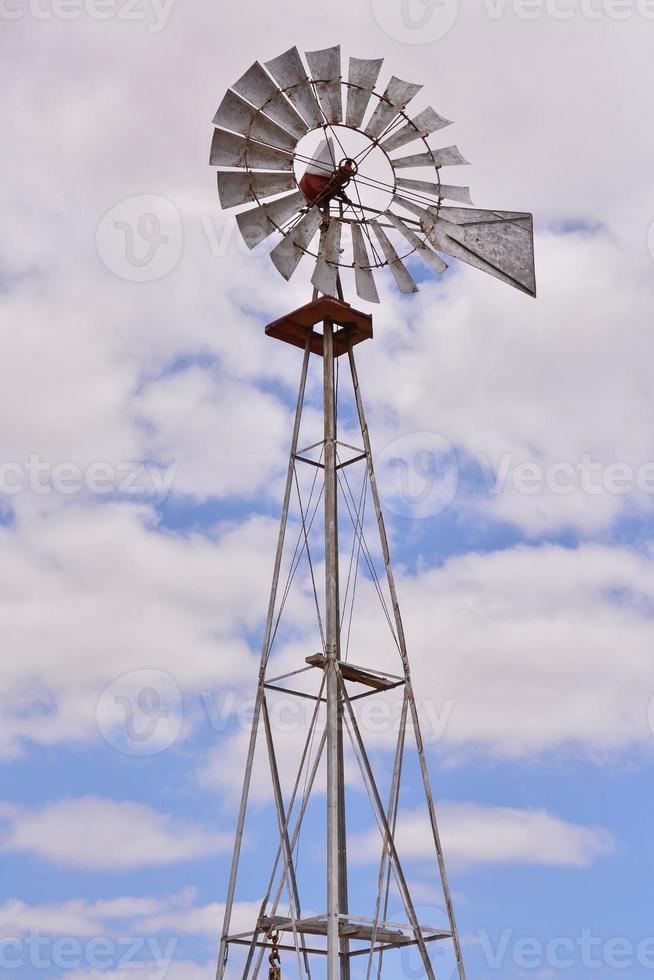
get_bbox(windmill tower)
[210,45,536,980]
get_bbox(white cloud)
[352,802,615,869]
[0,502,281,753]
[0,888,256,942]
[0,890,195,937]
[0,797,230,870]
[339,541,654,760]
[140,900,260,939]
[1,4,653,540]
[134,367,290,500]
[364,229,654,536]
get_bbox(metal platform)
[265,297,373,357]
[305,654,404,692]
[224,914,452,957]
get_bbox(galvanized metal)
[236,190,306,249]
[210,128,293,171]
[270,207,322,280]
[386,210,448,274]
[323,318,343,980]
[396,177,473,205]
[211,47,536,297]
[213,90,298,151]
[351,223,380,304]
[347,346,468,980]
[371,220,418,293]
[346,57,383,128]
[380,106,452,153]
[306,45,343,124]
[215,336,312,980]
[311,218,342,297]
[232,61,309,140]
[424,207,537,297]
[248,722,327,980]
[339,674,437,980]
[391,144,470,169]
[369,691,407,980]
[217,171,297,209]
[262,697,311,979]
[265,46,324,128]
[364,76,423,141]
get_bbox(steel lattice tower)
[210,43,535,980]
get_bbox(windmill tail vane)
[209,43,536,980]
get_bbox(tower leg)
[323,318,350,980]
[347,345,467,980]
[215,337,312,980]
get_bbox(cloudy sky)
[1,0,654,978]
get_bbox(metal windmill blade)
[270,207,323,280]
[305,45,343,124]
[311,216,342,297]
[346,57,383,128]
[264,46,324,128]
[351,223,380,304]
[217,171,297,210]
[232,62,309,140]
[396,177,474,206]
[236,190,308,250]
[364,76,423,140]
[380,106,453,153]
[210,129,294,171]
[371,220,418,294]
[386,210,448,276]
[390,144,471,169]
[210,45,536,300]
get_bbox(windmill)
[210,44,536,980]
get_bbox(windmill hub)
[295,127,396,214]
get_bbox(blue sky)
[1,2,654,979]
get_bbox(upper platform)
[265,297,373,358]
